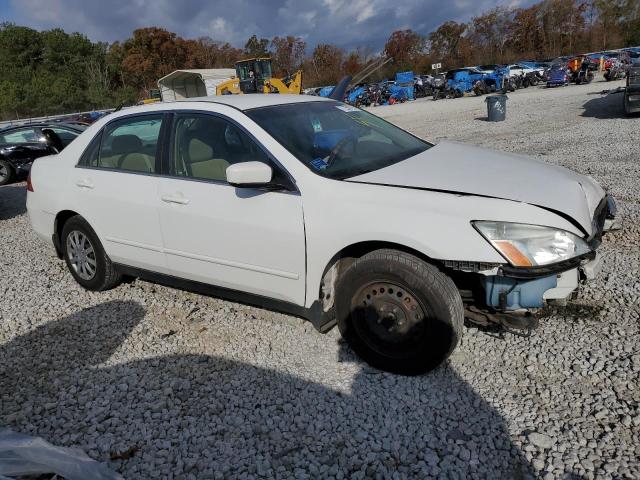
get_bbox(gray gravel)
[1,77,639,479]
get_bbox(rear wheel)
[0,160,15,186]
[61,216,122,291]
[335,249,463,375]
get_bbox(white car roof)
[107,94,333,120]
[176,94,332,111]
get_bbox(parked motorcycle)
[522,71,540,87]
[473,80,492,96]
[431,74,449,100]
[413,76,432,98]
[568,56,595,85]
[368,84,384,106]
[604,59,627,81]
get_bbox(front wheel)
[0,160,15,186]
[335,249,464,375]
[61,216,122,291]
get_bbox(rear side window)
[83,115,163,173]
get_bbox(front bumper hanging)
[482,194,616,311]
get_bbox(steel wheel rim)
[0,164,7,179]
[66,230,97,280]
[351,281,430,358]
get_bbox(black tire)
[61,215,122,291]
[335,249,464,375]
[0,159,15,186]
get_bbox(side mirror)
[226,161,273,187]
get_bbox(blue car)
[547,66,569,87]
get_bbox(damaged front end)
[451,195,618,333]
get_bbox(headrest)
[188,137,213,163]
[112,135,142,154]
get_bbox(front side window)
[0,128,40,144]
[170,113,271,183]
[97,115,162,173]
[246,101,431,180]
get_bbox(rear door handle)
[75,179,94,189]
[161,193,190,205]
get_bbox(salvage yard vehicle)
[546,65,569,87]
[216,58,302,95]
[0,123,84,185]
[604,56,628,81]
[567,56,596,85]
[431,73,450,100]
[27,95,617,375]
[624,65,640,115]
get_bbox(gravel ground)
[1,77,639,480]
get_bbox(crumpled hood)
[350,141,605,235]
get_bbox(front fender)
[302,180,582,308]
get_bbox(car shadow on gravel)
[0,183,27,221]
[0,300,535,479]
[581,91,627,119]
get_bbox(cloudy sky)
[0,0,535,49]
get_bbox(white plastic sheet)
[0,429,122,480]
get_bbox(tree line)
[1,0,638,121]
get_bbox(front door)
[157,112,306,305]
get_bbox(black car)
[0,123,85,185]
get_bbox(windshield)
[245,101,431,180]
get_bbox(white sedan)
[27,95,616,375]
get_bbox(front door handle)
[161,193,190,205]
[75,179,94,189]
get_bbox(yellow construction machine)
[216,58,302,95]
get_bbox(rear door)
[156,111,306,305]
[72,113,168,273]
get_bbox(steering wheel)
[327,136,356,167]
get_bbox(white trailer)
[158,69,236,101]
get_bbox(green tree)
[384,29,425,71]
[270,36,305,76]
[243,35,270,58]
[429,21,468,68]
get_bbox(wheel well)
[53,210,79,257]
[318,241,437,312]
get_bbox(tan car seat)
[186,137,230,182]
[99,134,154,172]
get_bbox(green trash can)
[485,94,508,122]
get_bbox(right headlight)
[473,221,591,267]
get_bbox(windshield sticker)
[310,158,328,170]
[336,104,359,113]
[311,117,323,133]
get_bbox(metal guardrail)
[0,108,115,129]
